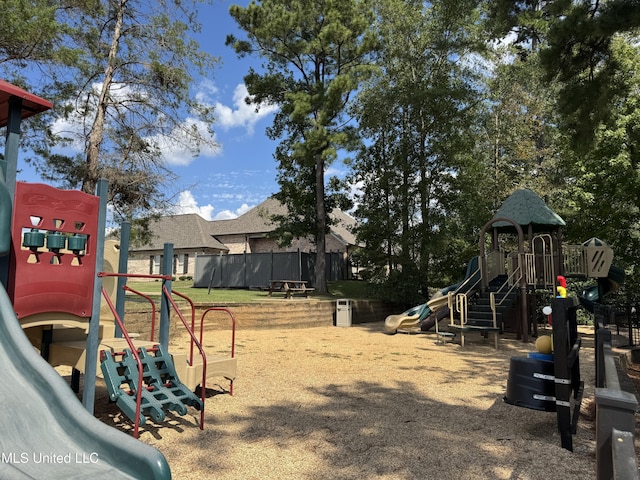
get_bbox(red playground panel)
[9,182,100,319]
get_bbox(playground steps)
[467,295,517,325]
[172,352,236,392]
[466,286,519,330]
[100,344,203,426]
[46,332,156,375]
[447,276,518,348]
[447,324,500,348]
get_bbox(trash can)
[336,299,352,327]
[504,356,556,412]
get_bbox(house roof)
[328,208,358,246]
[491,189,566,233]
[134,213,228,252]
[131,197,357,252]
[210,196,358,245]
[209,197,285,236]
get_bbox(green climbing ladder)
[100,344,203,427]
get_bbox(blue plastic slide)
[0,285,171,479]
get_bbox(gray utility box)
[336,299,352,327]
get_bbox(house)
[127,197,358,278]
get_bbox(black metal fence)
[193,251,346,289]
[596,303,640,347]
[593,305,639,480]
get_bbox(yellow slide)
[384,293,448,334]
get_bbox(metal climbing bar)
[171,289,199,367]
[100,286,145,438]
[162,285,208,430]
[98,271,209,432]
[122,285,158,342]
[200,307,236,395]
[171,289,237,395]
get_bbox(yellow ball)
[535,335,553,354]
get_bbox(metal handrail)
[122,285,157,342]
[162,285,208,430]
[170,289,198,366]
[456,293,469,326]
[489,266,522,328]
[447,267,482,327]
[171,289,236,396]
[200,307,236,395]
[532,234,555,288]
[452,267,482,296]
[100,286,144,438]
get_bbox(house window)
[150,255,162,275]
[174,254,189,275]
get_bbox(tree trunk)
[314,154,327,294]
[82,0,128,194]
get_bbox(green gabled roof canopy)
[491,189,566,233]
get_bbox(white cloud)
[174,191,255,221]
[50,81,221,167]
[213,203,253,220]
[149,117,221,167]
[326,165,346,178]
[49,80,277,168]
[174,190,215,220]
[195,78,218,100]
[215,84,278,133]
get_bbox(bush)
[367,270,425,307]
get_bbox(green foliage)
[486,0,640,301]
[350,0,486,291]
[361,269,426,307]
[4,0,640,302]
[1,0,218,239]
[485,0,550,51]
[227,0,378,292]
[0,0,82,67]
[558,37,640,281]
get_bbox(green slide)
[578,264,625,312]
[0,285,171,479]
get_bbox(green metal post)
[0,97,22,287]
[82,179,108,413]
[2,97,22,193]
[114,221,131,338]
[159,243,173,350]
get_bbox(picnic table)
[268,280,314,298]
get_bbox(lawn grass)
[123,279,373,303]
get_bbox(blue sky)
[166,1,281,220]
[10,1,277,221]
[183,1,351,220]
[14,1,354,221]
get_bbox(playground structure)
[383,188,637,466]
[383,256,480,334]
[0,80,236,477]
[0,80,169,478]
[386,189,624,348]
